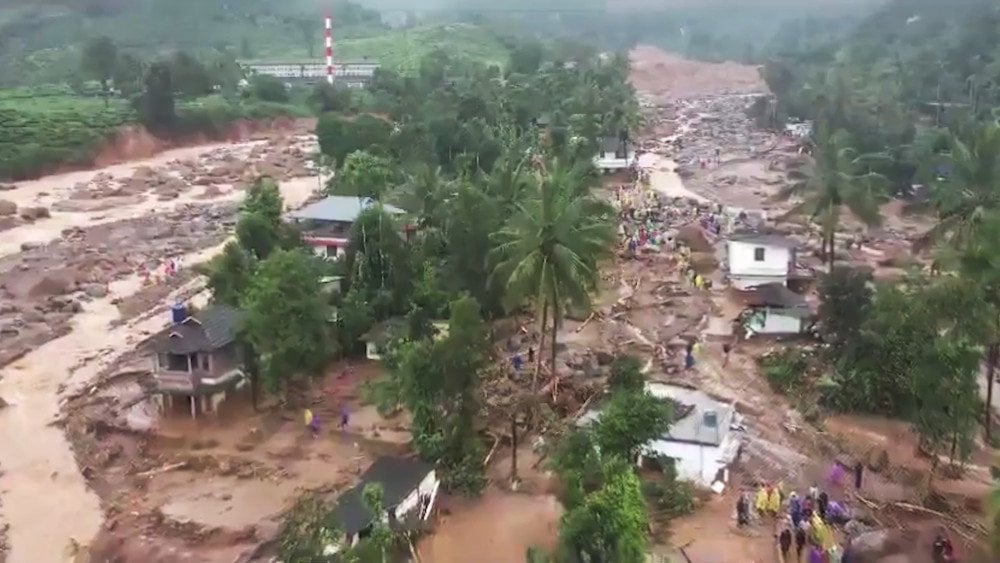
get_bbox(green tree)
[112,52,144,97]
[204,241,255,307]
[243,177,284,224]
[594,390,672,462]
[780,128,888,270]
[559,457,648,563]
[169,51,212,97]
[492,158,615,393]
[608,355,644,393]
[250,74,289,103]
[338,288,375,356]
[236,212,281,260]
[331,150,396,199]
[392,297,489,494]
[138,61,176,130]
[956,210,1000,440]
[241,249,330,393]
[316,114,392,165]
[345,205,413,318]
[81,36,117,106]
[278,496,340,563]
[817,266,874,359]
[927,122,1000,248]
[359,483,393,563]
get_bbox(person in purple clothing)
[808,544,824,563]
[339,405,350,430]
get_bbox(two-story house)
[725,233,797,290]
[149,304,247,418]
[286,196,408,259]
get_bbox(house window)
[200,354,210,371]
[753,247,765,261]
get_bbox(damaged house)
[578,383,745,490]
[148,303,247,418]
[739,282,814,337]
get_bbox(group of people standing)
[735,471,860,563]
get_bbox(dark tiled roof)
[333,456,434,536]
[151,305,243,354]
[744,283,809,310]
[728,232,797,248]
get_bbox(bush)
[641,459,695,520]
[250,75,290,103]
[608,354,644,393]
[758,347,808,394]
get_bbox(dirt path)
[0,146,318,562]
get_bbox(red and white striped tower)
[324,14,334,85]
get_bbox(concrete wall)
[594,150,637,171]
[727,240,790,280]
[643,433,741,488]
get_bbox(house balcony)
[152,368,246,394]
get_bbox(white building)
[740,282,813,337]
[726,233,797,290]
[578,383,745,490]
[239,60,379,88]
[332,456,440,549]
[594,136,637,173]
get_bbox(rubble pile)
[65,135,315,202]
[0,202,235,367]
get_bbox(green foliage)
[337,288,375,357]
[641,459,695,520]
[608,355,644,393]
[823,275,988,460]
[345,205,413,319]
[316,113,392,166]
[137,61,176,130]
[988,474,1000,556]
[80,35,117,91]
[331,150,396,199]
[0,88,133,179]
[277,495,340,563]
[241,249,331,392]
[204,241,255,307]
[249,74,289,103]
[236,212,281,260]
[594,390,672,462]
[758,348,809,395]
[559,457,648,563]
[817,266,874,358]
[389,297,489,495]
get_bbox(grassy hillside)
[334,24,508,71]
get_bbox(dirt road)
[0,137,320,563]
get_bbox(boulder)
[0,199,16,216]
[19,206,50,220]
[19,241,42,251]
[0,395,8,408]
[82,283,109,299]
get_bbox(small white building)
[578,384,745,490]
[740,282,814,337]
[784,120,813,138]
[333,456,440,549]
[726,233,797,290]
[594,136,637,173]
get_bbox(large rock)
[0,395,8,408]
[0,199,16,216]
[81,283,109,299]
[19,206,50,221]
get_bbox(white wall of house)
[594,150,637,171]
[727,240,790,289]
[746,308,805,335]
[366,341,382,361]
[641,432,742,488]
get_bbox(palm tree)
[957,211,1000,442]
[925,121,1000,249]
[491,158,615,396]
[779,127,888,271]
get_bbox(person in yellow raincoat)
[754,485,769,517]
[810,512,833,550]
[767,484,782,515]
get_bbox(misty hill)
[0,0,511,86]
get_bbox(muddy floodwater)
[0,138,319,562]
[418,490,563,563]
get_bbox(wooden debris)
[134,461,188,478]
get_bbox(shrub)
[758,347,808,394]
